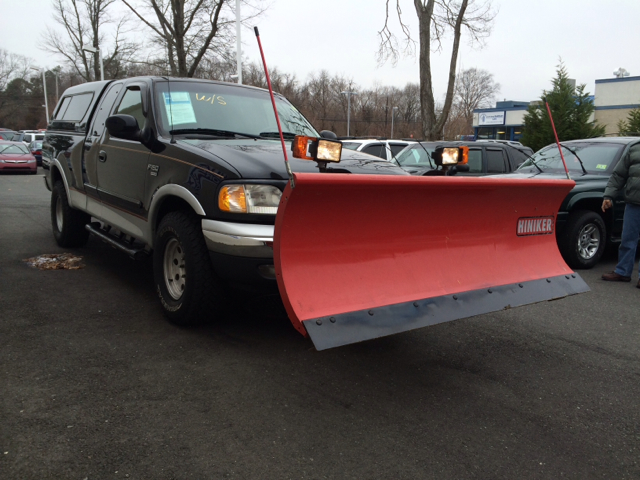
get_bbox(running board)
[85,222,149,261]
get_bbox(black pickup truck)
[42,77,407,324]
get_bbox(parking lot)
[1,171,639,479]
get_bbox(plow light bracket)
[433,146,469,166]
[292,135,342,163]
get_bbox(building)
[594,76,640,135]
[472,101,530,142]
[472,74,640,141]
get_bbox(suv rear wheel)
[153,210,225,325]
[559,210,606,269]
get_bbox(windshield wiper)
[170,128,261,139]
[559,143,588,175]
[259,131,298,140]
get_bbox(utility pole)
[341,91,357,136]
[391,106,398,138]
[30,67,49,124]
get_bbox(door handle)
[98,150,107,162]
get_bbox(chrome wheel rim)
[163,238,186,300]
[577,223,600,260]
[55,196,64,232]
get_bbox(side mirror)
[319,130,338,140]
[105,114,141,141]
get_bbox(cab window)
[467,149,483,173]
[115,88,146,129]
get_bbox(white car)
[340,138,416,163]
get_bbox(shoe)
[601,271,631,282]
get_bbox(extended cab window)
[57,93,94,121]
[116,88,146,129]
[90,82,122,136]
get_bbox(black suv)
[506,137,640,269]
[396,141,533,175]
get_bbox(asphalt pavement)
[1,170,639,479]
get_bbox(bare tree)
[378,0,497,140]
[121,0,265,78]
[454,67,499,130]
[43,0,135,81]
[0,49,32,91]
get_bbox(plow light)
[218,184,282,214]
[292,135,342,163]
[433,146,469,166]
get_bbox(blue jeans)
[614,203,640,278]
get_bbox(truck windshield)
[517,143,624,174]
[154,81,318,139]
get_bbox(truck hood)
[183,138,409,179]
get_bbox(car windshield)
[517,143,624,174]
[154,81,318,139]
[0,144,29,154]
[396,144,436,168]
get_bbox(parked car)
[340,138,417,163]
[12,130,45,144]
[28,140,43,166]
[501,137,640,269]
[0,141,38,174]
[396,141,533,175]
[0,130,16,140]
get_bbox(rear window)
[341,142,360,151]
[55,93,94,121]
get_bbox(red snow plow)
[272,146,588,350]
[255,28,588,350]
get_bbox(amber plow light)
[433,146,469,166]
[292,135,342,163]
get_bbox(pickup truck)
[42,77,407,326]
[396,141,532,176]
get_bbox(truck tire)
[51,180,90,247]
[558,210,606,269]
[153,210,223,326]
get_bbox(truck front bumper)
[201,219,276,288]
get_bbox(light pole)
[235,0,242,84]
[341,91,357,137]
[391,106,398,138]
[30,67,49,124]
[83,45,104,81]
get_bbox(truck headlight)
[218,185,282,214]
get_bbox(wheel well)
[153,196,198,235]
[50,165,63,187]
[570,197,611,231]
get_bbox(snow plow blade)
[274,173,589,350]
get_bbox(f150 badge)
[147,164,160,176]
[517,216,554,236]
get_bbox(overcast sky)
[2,0,640,104]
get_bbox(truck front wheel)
[51,180,90,247]
[153,210,223,325]
[559,210,606,269]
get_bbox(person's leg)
[615,203,640,278]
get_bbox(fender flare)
[147,184,206,246]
